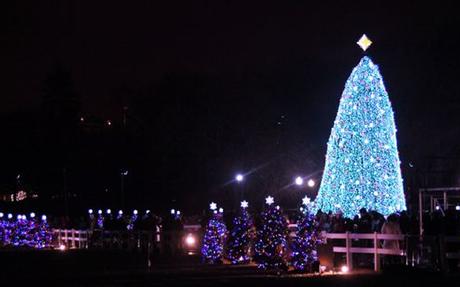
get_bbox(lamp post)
[120,170,128,209]
[235,174,244,209]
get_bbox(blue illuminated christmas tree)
[254,196,288,270]
[314,35,406,218]
[291,196,320,272]
[227,200,253,264]
[201,203,227,264]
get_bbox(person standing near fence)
[381,214,402,266]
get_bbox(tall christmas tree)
[227,200,253,264]
[201,203,227,264]
[254,196,288,270]
[291,196,320,272]
[315,35,406,218]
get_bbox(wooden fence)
[323,232,405,272]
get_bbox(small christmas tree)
[201,203,227,264]
[291,196,320,272]
[254,196,288,270]
[35,215,52,248]
[227,200,253,264]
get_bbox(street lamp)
[235,174,244,182]
[295,176,304,186]
[120,170,128,209]
[235,174,245,210]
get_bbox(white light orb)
[59,244,66,251]
[106,209,111,214]
[30,212,36,218]
[341,265,349,273]
[146,210,151,214]
[41,215,47,221]
[133,209,138,215]
[88,209,93,214]
[171,209,175,214]
[307,179,315,187]
[176,210,181,215]
[235,174,244,182]
[0,212,3,218]
[98,209,102,215]
[456,205,460,211]
[8,213,13,219]
[295,176,304,186]
[118,210,123,215]
[185,234,196,246]
[218,208,224,213]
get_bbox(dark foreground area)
[1,250,458,287]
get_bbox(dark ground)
[0,250,458,286]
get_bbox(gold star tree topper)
[357,34,372,51]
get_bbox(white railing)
[324,232,405,272]
[53,229,91,249]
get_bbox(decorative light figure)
[41,215,47,221]
[209,202,217,211]
[88,209,93,214]
[265,196,274,206]
[302,196,311,206]
[98,209,102,215]
[106,209,111,214]
[118,210,123,215]
[171,209,175,214]
[356,34,372,51]
[30,212,36,218]
[8,213,13,219]
[240,200,249,209]
[307,179,315,188]
[218,208,224,213]
[133,209,138,215]
[176,210,181,215]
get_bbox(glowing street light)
[295,176,304,186]
[185,234,196,247]
[235,174,244,182]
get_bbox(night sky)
[2,1,460,215]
